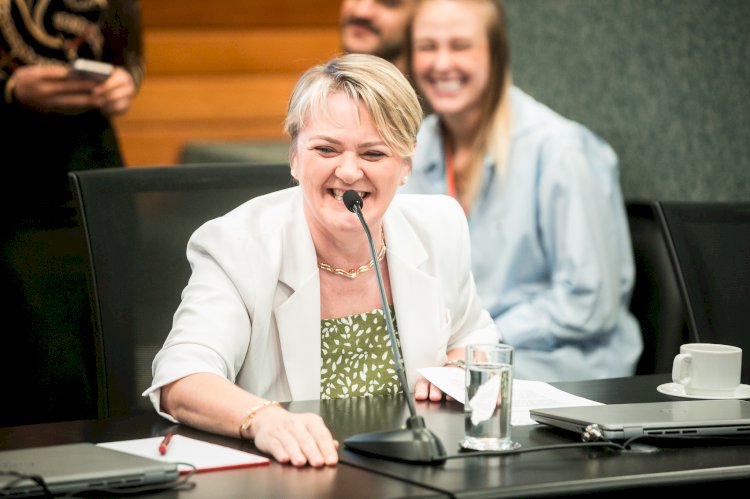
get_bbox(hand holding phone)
[69,59,114,83]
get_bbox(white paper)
[468,373,501,425]
[98,434,269,473]
[418,366,603,426]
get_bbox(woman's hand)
[414,378,447,401]
[11,65,98,113]
[249,405,340,467]
[161,373,339,468]
[92,66,138,117]
[11,64,137,117]
[414,351,465,401]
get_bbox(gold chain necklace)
[318,230,386,279]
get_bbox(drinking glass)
[460,343,520,451]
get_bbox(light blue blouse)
[401,86,642,382]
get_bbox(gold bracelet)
[238,400,279,439]
[4,74,17,105]
[444,359,466,369]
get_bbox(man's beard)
[373,41,405,66]
[341,18,404,65]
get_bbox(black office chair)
[69,163,294,418]
[654,201,750,354]
[626,201,690,374]
[1,213,99,426]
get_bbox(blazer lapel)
[384,208,447,389]
[274,194,322,400]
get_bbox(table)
[0,414,442,498]
[337,373,750,498]
[2,373,749,498]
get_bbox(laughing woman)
[144,53,498,467]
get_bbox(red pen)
[158,433,174,455]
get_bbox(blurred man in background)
[339,0,416,74]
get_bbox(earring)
[401,175,409,185]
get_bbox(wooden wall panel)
[117,75,299,166]
[117,0,342,167]
[142,0,341,29]
[124,75,299,122]
[117,121,286,167]
[144,29,340,76]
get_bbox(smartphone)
[69,59,114,83]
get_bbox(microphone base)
[343,415,447,465]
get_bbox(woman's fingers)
[414,378,447,401]
[94,68,137,116]
[305,416,340,466]
[428,383,444,401]
[253,411,338,467]
[414,378,430,400]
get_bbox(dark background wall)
[504,0,750,201]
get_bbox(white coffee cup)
[672,343,742,396]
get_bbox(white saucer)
[656,382,750,400]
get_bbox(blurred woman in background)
[402,0,642,382]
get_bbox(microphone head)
[343,190,363,213]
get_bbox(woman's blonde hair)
[284,53,423,160]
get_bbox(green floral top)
[320,305,403,399]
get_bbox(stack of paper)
[98,435,269,474]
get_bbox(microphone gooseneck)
[342,190,416,418]
[340,190,446,464]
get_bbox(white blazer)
[145,187,499,415]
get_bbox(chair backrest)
[626,201,690,374]
[654,201,750,353]
[69,163,293,418]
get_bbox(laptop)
[529,399,750,440]
[0,442,179,497]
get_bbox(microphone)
[342,189,362,213]
[341,190,446,465]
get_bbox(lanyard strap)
[445,146,457,198]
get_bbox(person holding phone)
[1,0,144,184]
[0,0,144,426]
